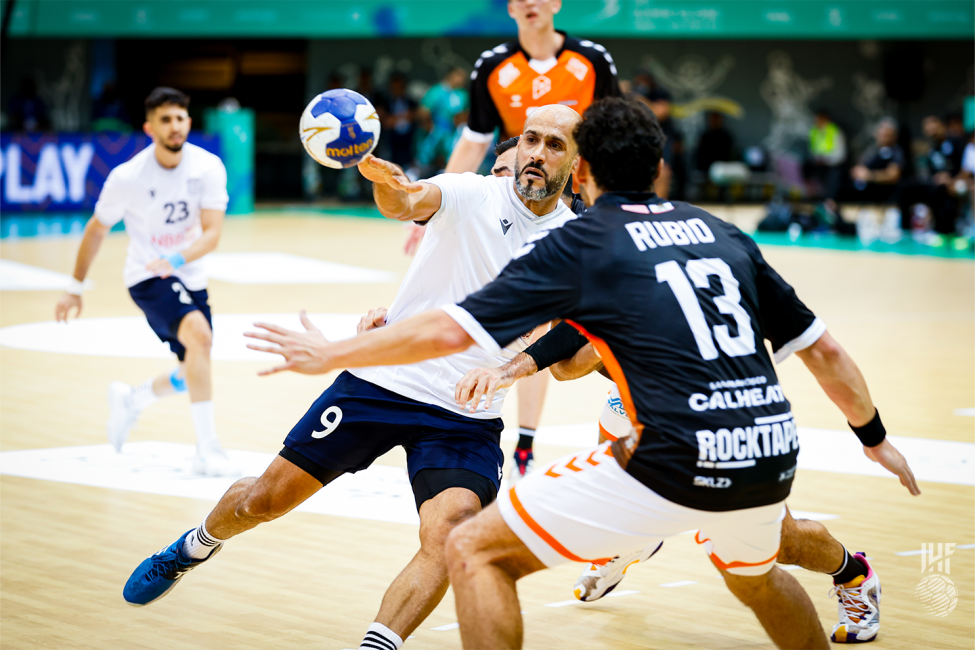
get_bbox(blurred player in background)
[54,87,236,477]
[405,0,622,485]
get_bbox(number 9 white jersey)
[94,142,228,291]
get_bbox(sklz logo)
[693,476,732,489]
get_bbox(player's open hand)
[55,293,82,322]
[245,310,333,376]
[146,258,176,279]
[357,307,388,335]
[863,438,921,496]
[455,366,514,413]
[357,155,424,193]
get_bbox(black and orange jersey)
[450,193,825,512]
[468,32,620,139]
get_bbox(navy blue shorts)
[283,371,505,493]
[128,277,212,361]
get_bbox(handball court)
[1,210,972,649]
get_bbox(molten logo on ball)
[300,89,380,169]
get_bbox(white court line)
[897,544,974,556]
[659,580,697,588]
[544,600,581,608]
[431,623,460,631]
[954,408,975,417]
[605,590,640,598]
[778,565,802,571]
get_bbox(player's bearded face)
[514,153,571,201]
[148,105,190,153]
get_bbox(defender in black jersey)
[250,98,918,650]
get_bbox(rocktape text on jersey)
[695,413,798,469]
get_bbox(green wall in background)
[205,107,254,216]
[4,0,973,39]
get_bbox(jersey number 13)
[656,258,756,360]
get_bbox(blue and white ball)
[300,89,380,169]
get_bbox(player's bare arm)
[550,343,603,381]
[455,353,537,413]
[246,308,472,376]
[445,137,493,174]
[54,215,111,322]
[146,208,225,279]
[795,330,920,496]
[357,154,443,222]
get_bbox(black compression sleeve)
[524,321,589,371]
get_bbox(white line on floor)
[659,580,698,588]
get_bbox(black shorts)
[128,277,212,361]
[280,371,504,510]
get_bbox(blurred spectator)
[8,77,50,132]
[646,87,684,199]
[849,118,904,204]
[945,111,966,139]
[696,111,735,174]
[416,66,469,173]
[897,114,967,234]
[382,73,418,168]
[91,81,133,132]
[805,108,846,206]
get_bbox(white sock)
[130,378,159,411]
[190,401,220,453]
[360,622,404,650]
[182,521,225,560]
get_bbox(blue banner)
[0,132,220,214]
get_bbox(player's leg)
[123,454,333,606]
[574,385,663,602]
[698,504,828,649]
[778,507,880,643]
[446,502,546,650]
[721,567,829,649]
[363,479,489,649]
[511,370,549,483]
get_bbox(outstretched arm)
[795,331,920,495]
[357,155,443,222]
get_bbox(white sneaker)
[107,382,139,452]
[508,448,534,486]
[191,448,240,477]
[573,541,663,602]
[829,553,881,643]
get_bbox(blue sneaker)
[123,529,221,606]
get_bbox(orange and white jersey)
[598,383,632,442]
[466,33,620,141]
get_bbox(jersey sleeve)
[200,158,229,211]
[422,172,490,229]
[572,39,621,100]
[736,231,825,363]
[466,50,505,137]
[443,223,584,355]
[93,168,127,227]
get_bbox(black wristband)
[524,321,589,371]
[849,409,886,447]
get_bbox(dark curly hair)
[494,136,520,157]
[144,87,189,116]
[573,97,665,192]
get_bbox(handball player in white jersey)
[122,105,581,650]
[55,87,235,476]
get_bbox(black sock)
[517,427,535,450]
[830,548,868,584]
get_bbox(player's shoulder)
[183,142,226,172]
[110,144,153,180]
[562,35,617,71]
[471,39,519,81]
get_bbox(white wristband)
[66,278,84,296]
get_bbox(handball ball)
[300,89,380,169]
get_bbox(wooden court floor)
[1,211,973,649]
